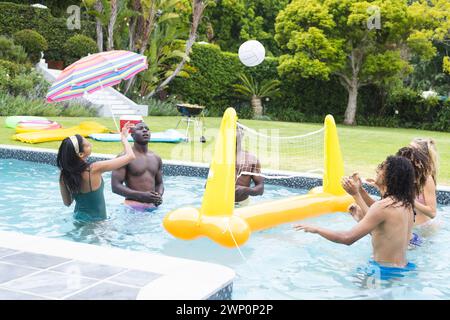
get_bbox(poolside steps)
[36,59,148,117]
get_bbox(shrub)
[13,29,48,64]
[0,59,20,76]
[0,36,27,64]
[0,92,97,117]
[138,97,181,116]
[0,2,95,62]
[0,67,10,92]
[63,35,98,66]
[8,70,50,99]
[431,100,450,132]
[0,68,50,99]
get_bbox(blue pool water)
[1,158,450,299]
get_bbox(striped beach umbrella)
[46,50,147,103]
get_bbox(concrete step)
[110,109,137,115]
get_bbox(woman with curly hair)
[295,156,416,270]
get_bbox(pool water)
[1,159,449,299]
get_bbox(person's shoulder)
[148,150,162,162]
[368,199,390,215]
[425,175,436,189]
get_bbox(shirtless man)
[235,125,264,206]
[295,156,416,268]
[112,122,164,212]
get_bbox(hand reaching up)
[120,122,134,141]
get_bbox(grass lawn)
[1,116,449,185]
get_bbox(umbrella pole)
[108,104,120,133]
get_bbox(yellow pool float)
[163,108,353,247]
[12,121,109,144]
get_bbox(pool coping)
[0,231,234,300]
[1,144,449,204]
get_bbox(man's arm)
[111,167,150,202]
[295,202,385,245]
[111,166,136,199]
[111,166,160,203]
[155,156,164,196]
[249,160,264,196]
[235,160,264,199]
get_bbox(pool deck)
[0,231,234,300]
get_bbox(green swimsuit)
[73,168,107,222]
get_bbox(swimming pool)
[1,158,449,299]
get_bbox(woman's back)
[73,167,106,221]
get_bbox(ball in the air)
[238,40,266,67]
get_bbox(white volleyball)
[238,40,266,67]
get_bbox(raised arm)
[359,183,376,207]
[414,176,437,219]
[91,123,136,174]
[155,156,164,196]
[59,173,73,207]
[294,202,385,245]
[342,176,370,215]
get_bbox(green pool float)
[5,116,48,129]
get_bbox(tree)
[147,0,211,97]
[233,73,280,116]
[137,4,191,96]
[444,56,450,74]
[83,0,124,51]
[202,0,289,55]
[275,0,450,125]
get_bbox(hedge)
[0,0,83,17]
[0,2,95,62]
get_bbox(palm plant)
[233,73,280,116]
[139,16,193,96]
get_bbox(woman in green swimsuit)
[57,123,135,221]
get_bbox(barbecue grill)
[175,103,206,142]
[176,104,204,117]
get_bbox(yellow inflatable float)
[13,121,109,144]
[163,108,354,247]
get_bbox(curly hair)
[396,146,431,195]
[378,156,415,209]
